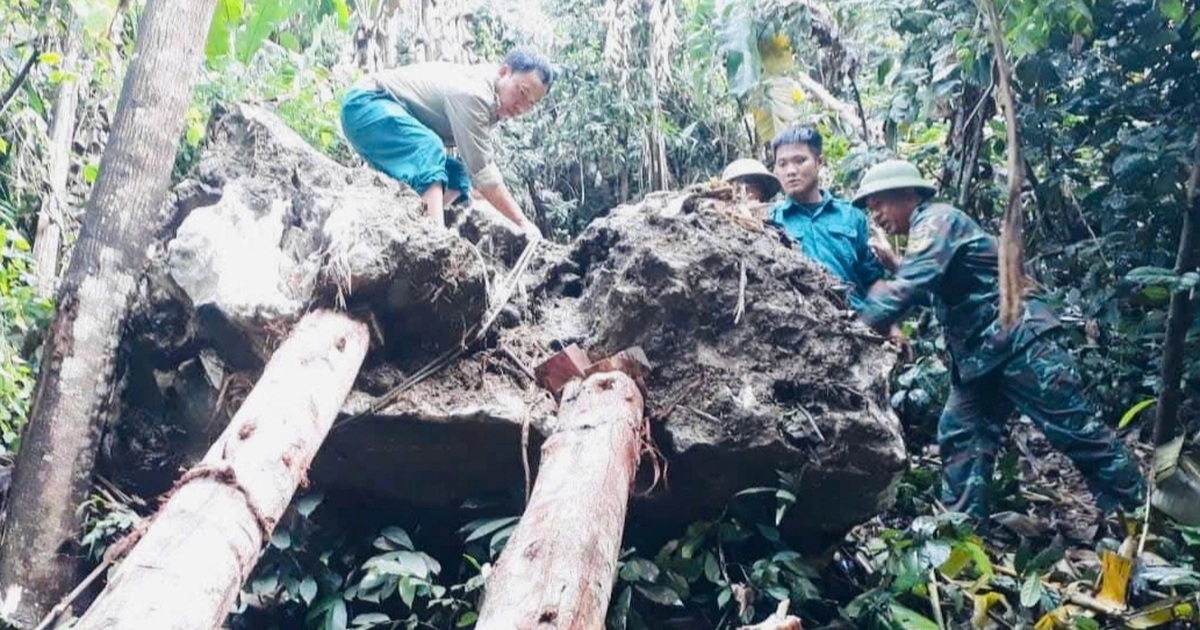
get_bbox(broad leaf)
[378,526,414,550]
[889,602,940,630]
[296,491,323,517]
[236,0,303,63]
[351,613,393,627]
[206,0,245,62]
[717,0,759,97]
[461,516,519,544]
[635,583,684,607]
[619,558,661,583]
[300,576,318,605]
[608,585,633,630]
[1020,573,1044,608]
[324,599,347,630]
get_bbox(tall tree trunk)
[354,0,401,72]
[1153,131,1200,448]
[0,0,217,624]
[32,26,82,298]
[71,311,368,630]
[409,0,472,63]
[475,371,646,630]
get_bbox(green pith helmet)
[851,159,937,208]
[722,158,782,199]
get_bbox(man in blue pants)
[340,48,553,236]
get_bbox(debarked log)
[476,370,646,630]
[72,310,369,630]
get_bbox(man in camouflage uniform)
[851,159,1144,519]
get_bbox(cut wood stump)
[70,310,369,630]
[475,348,648,630]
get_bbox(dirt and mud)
[104,104,908,543]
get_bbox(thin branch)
[0,44,42,117]
[977,0,1027,328]
[848,71,871,145]
[928,570,947,630]
[1152,128,1200,448]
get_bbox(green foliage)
[846,512,991,628]
[232,497,500,630]
[603,505,822,628]
[206,0,349,65]
[190,7,354,170]
[78,492,140,560]
[0,213,51,454]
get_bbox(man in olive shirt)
[340,48,553,236]
[853,159,1144,520]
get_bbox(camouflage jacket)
[860,202,1060,382]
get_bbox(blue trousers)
[339,88,472,196]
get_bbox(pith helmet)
[722,158,782,199]
[851,159,936,208]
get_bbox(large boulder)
[560,194,905,537]
[110,104,906,542]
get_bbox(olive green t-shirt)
[363,62,503,188]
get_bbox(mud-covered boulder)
[164,103,491,368]
[523,193,906,537]
[111,104,906,543]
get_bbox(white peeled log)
[72,310,369,630]
[475,371,646,630]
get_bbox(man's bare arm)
[478,183,540,237]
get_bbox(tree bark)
[71,310,368,630]
[0,44,40,117]
[475,371,646,630]
[978,0,1027,328]
[0,0,217,624]
[1153,130,1200,448]
[354,0,401,72]
[32,26,82,298]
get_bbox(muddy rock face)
[547,194,906,537]
[109,105,905,542]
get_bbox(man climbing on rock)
[340,48,553,237]
[768,126,897,311]
[852,158,1145,520]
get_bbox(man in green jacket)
[853,159,1144,520]
[340,48,552,236]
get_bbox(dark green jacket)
[860,202,1059,381]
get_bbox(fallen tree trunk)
[475,370,646,630]
[70,310,368,630]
